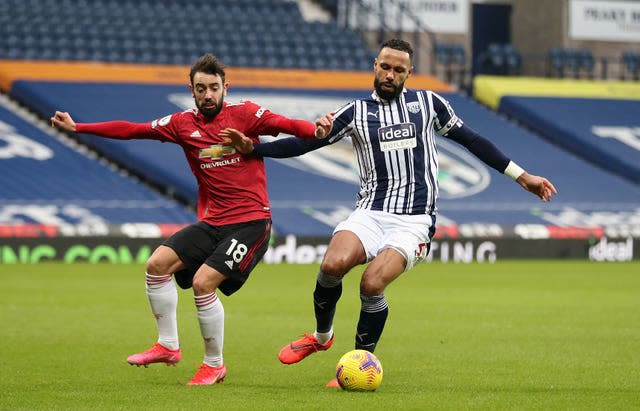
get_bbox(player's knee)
[360,276,385,296]
[320,257,350,277]
[146,254,170,276]
[146,246,181,275]
[191,276,206,294]
[191,274,216,295]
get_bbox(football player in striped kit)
[222,39,556,387]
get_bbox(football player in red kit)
[51,53,329,385]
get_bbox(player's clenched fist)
[50,111,77,132]
[314,112,334,139]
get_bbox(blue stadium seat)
[0,0,372,71]
[547,47,594,78]
[450,43,466,65]
[548,47,564,75]
[578,49,594,72]
[435,43,451,65]
[476,43,519,76]
[621,51,640,80]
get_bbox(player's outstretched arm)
[50,114,156,140]
[515,172,558,202]
[50,111,77,132]
[221,127,330,158]
[220,128,254,153]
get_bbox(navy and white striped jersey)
[327,89,460,215]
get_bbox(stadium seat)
[435,43,451,65]
[547,47,594,78]
[621,51,640,80]
[578,49,595,74]
[547,47,565,76]
[477,43,520,76]
[450,43,466,66]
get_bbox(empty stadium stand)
[0,94,195,228]
[0,0,373,71]
[498,96,640,185]
[8,79,639,237]
[473,75,640,186]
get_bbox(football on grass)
[335,349,383,391]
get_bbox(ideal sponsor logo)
[588,237,633,262]
[378,122,417,151]
[378,122,415,140]
[263,234,328,264]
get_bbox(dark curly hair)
[380,39,414,61]
[190,54,226,85]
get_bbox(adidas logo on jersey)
[225,260,234,269]
[190,130,202,138]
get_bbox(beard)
[374,78,403,101]
[196,97,224,118]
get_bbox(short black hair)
[190,53,226,85]
[380,39,414,61]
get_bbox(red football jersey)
[76,100,316,226]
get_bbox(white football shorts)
[333,208,436,271]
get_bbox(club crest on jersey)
[415,242,429,259]
[407,102,421,114]
[378,122,417,151]
[199,144,236,160]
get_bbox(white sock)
[195,292,224,367]
[145,273,179,350]
[314,327,333,344]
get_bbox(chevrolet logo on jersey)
[378,122,417,151]
[199,144,236,160]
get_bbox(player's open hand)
[220,128,254,154]
[516,172,558,202]
[314,112,334,139]
[50,111,76,132]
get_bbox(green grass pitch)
[1,261,638,410]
